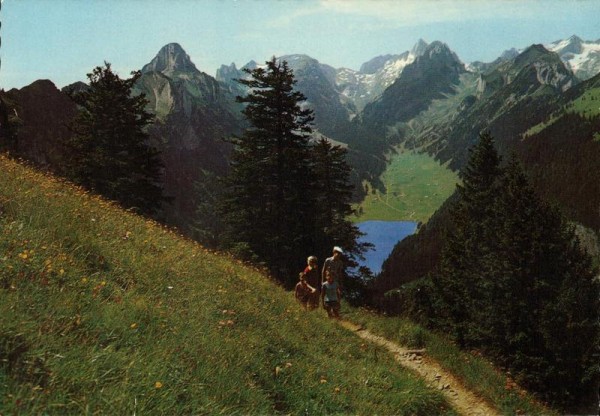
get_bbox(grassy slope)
[344,308,555,416]
[0,155,453,415]
[354,150,458,222]
[524,86,600,136]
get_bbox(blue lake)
[356,220,418,275]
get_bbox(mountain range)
[372,42,600,303]
[2,35,600,251]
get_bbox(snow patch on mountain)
[555,44,600,80]
[545,36,600,80]
[335,40,428,113]
[475,36,600,81]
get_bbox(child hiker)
[295,273,317,311]
[321,270,341,319]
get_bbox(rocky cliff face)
[359,54,404,74]
[135,43,244,234]
[476,45,577,105]
[359,41,465,137]
[427,45,578,168]
[512,44,576,91]
[336,40,429,114]
[277,54,354,139]
[140,44,236,119]
[141,43,199,76]
[217,54,355,139]
[215,62,253,97]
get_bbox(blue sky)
[2,0,600,90]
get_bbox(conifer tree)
[65,63,164,215]
[492,156,599,406]
[432,135,599,407]
[221,59,368,288]
[433,132,503,345]
[221,58,315,284]
[311,139,360,251]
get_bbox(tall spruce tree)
[221,57,315,284]
[433,132,503,345]
[222,58,367,288]
[65,63,164,215]
[432,134,599,408]
[493,156,599,408]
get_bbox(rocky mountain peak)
[142,43,200,76]
[278,54,319,70]
[424,41,458,60]
[551,35,584,56]
[62,81,90,97]
[411,38,429,56]
[220,62,238,71]
[216,63,241,83]
[242,60,259,71]
[359,40,428,75]
[565,35,584,54]
[410,41,465,77]
[360,54,403,74]
[500,48,519,60]
[483,35,600,81]
[479,44,576,97]
[514,44,552,67]
[546,35,600,80]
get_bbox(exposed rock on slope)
[135,43,244,233]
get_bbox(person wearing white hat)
[322,246,344,289]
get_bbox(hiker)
[322,246,344,288]
[295,273,317,311]
[321,270,341,319]
[300,255,320,310]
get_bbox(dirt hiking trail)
[339,320,500,416]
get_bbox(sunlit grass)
[344,306,557,416]
[0,154,454,415]
[524,87,600,137]
[354,151,458,222]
